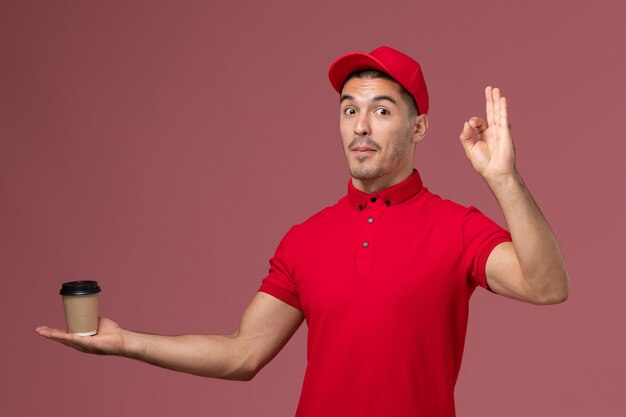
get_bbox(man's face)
[339,76,425,187]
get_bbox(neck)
[351,167,414,194]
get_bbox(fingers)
[37,325,86,342]
[459,121,472,140]
[460,117,487,140]
[485,86,494,127]
[459,120,478,154]
[499,96,509,128]
[36,326,81,350]
[36,325,60,338]
[468,117,487,134]
[37,328,101,354]
[493,88,502,129]
[459,122,472,154]
[36,326,72,342]
[486,86,509,128]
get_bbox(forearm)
[36,293,302,379]
[487,172,569,300]
[121,329,258,381]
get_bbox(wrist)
[484,170,523,191]
[120,329,144,359]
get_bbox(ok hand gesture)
[459,87,516,182]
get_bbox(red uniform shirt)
[259,170,511,417]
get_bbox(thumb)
[459,121,474,154]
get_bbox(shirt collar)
[348,169,424,211]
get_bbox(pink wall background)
[2,0,625,416]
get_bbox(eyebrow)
[340,94,398,105]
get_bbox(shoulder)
[415,187,475,219]
[408,188,501,239]
[297,196,348,225]
[281,196,349,239]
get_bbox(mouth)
[350,146,377,154]
[347,137,381,159]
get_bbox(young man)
[37,46,568,417]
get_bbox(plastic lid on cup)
[59,280,102,296]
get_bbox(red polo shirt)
[259,170,511,417]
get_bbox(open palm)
[36,317,126,355]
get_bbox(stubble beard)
[350,161,385,181]
[347,136,384,180]
[348,134,413,181]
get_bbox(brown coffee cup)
[59,281,101,336]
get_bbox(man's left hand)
[459,86,516,181]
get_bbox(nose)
[354,112,371,136]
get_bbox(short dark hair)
[344,69,420,116]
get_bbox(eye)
[343,107,357,115]
[375,108,390,116]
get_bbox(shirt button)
[362,241,369,247]
[368,217,374,223]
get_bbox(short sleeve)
[259,227,302,310]
[462,207,512,290]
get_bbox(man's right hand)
[36,317,126,356]
[35,292,304,380]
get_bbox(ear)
[411,114,428,143]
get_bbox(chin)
[350,166,385,181]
